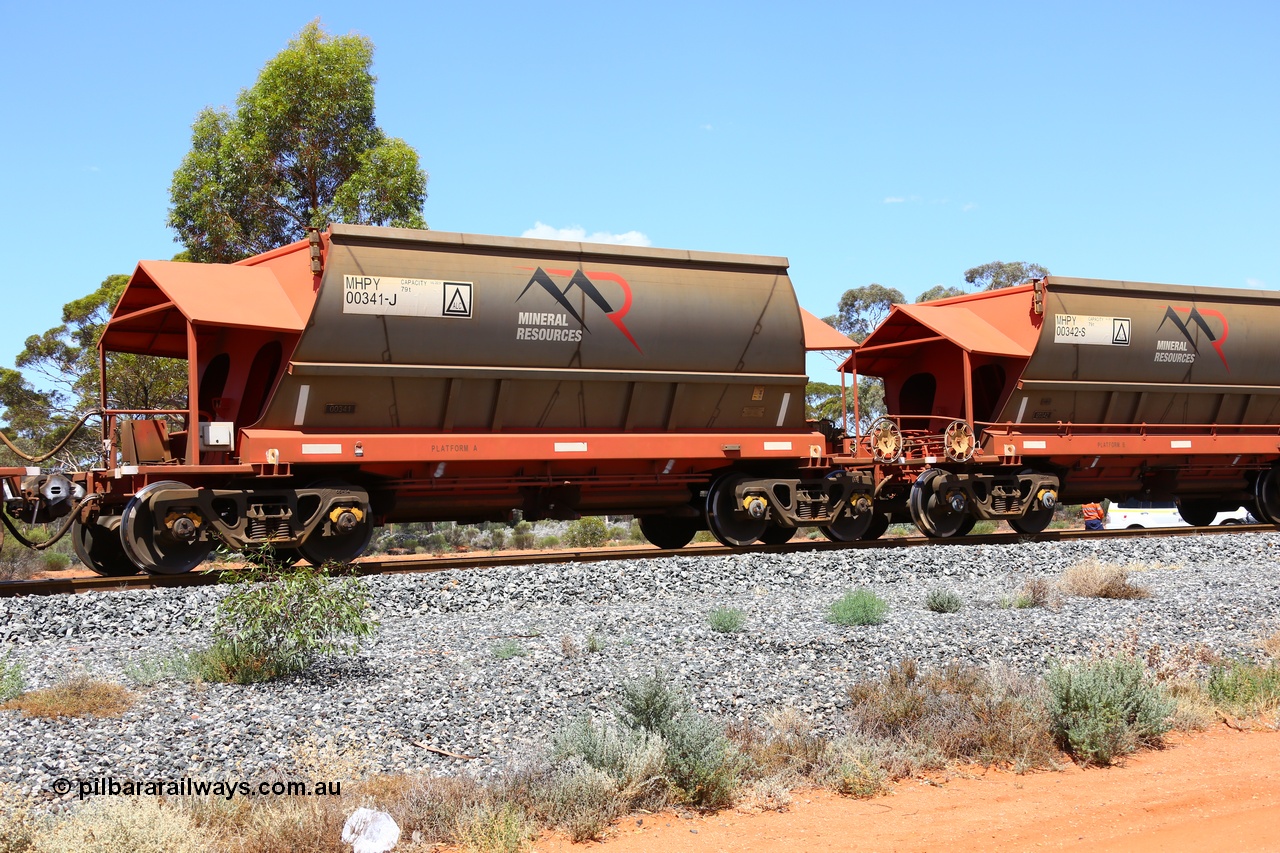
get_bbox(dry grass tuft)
[1259,630,1280,661]
[3,676,134,719]
[1059,559,1152,599]
[38,796,214,853]
[1163,678,1217,732]
[0,783,39,853]
[728,708,828,782]
[847,660,1059,773]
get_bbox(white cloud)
[700,123,713,131]
[962,202,977,212]
[522,222,651,247]
[883,196,906,204]
[1246,277,1267,289]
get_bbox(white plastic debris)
[342,807,401,853]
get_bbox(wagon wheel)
[120,481,214,575]
[1009,506,1053,534]
[758,524,797,545]
[1254,468,1280,525]
[820,505,874,542]
[72,516,139,577]
[638,516,700,550]
[867,418,904,463]
[943,420,976,462]
[861,512,891,540]
[705,473,768,547]
[1175,499,1218,528]
[297,480,374,566]
[908,468,969,538]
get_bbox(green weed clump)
[493,640,529,660]
[453,801,533,853]
[0,652,23,702]
[924,589,963,613]
[828,589,888,626]
[190,557,377,683]
[1045,655,1174,766]
[1206,659,1280,716]
[564,517,609,548]
[707,607,747,633]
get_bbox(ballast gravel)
[2,532,1279,803]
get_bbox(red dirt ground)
[537,724,1280,853]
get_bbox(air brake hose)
[0,409,103,464]
[0,493,101,550]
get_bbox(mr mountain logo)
[1154,305,1230,371]
[514,267,642,352]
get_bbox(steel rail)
[1,523,1273,598]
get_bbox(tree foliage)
[915,284,967,303]
[2,275,187,467]
[804,379,885,433]
[168,20,428,262]
[963,261,1048,291]
[827,284,906,344]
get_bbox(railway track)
[1,523,1272,598]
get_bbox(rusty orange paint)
[799,307,855,351]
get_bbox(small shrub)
[37,796,213,853]
[659,712,741,808]
[617,670,686,734]
[2,675,133,719]
[424,532,449,553]
[691,530,717,543]
[0,653,23,702]
[1205,659,1280,716]
[829,744,889,798]
[1259,630,1280,661]
[827,589,888,626]
[846,660,1057,772]
[924,589,963,613]
[537,535,561,550]
[40,551,71,572]
[969,520,997,535]
[530,761,623,842]
[198,558,378,683]
[453,801,533,853]
[561,635,578,658]
[707,607,747,633]
[549,715,668,813]
[1045,655,1174,766]
[564,516,609,548]
[1059,559,1151,600]
[0,783,39,853]
[585,633,604,654]
[512,521,536,550]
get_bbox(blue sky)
[2,1,1276,387]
